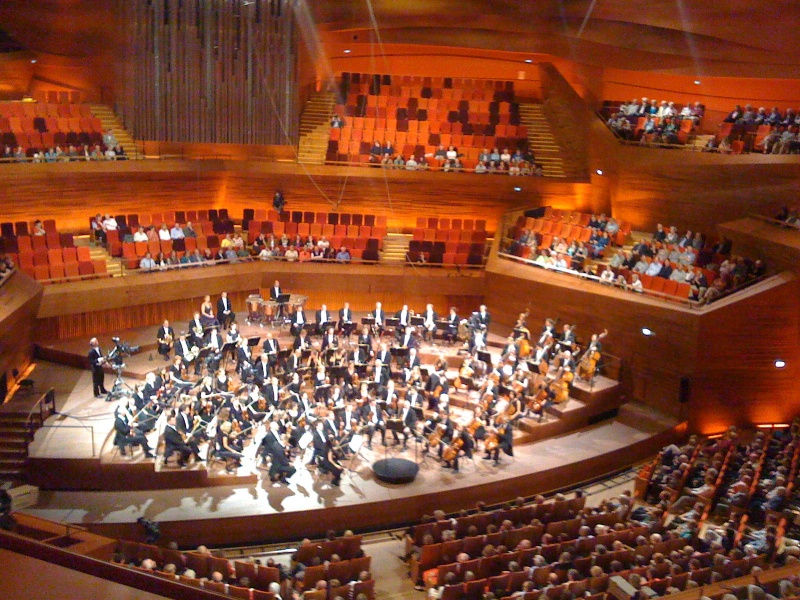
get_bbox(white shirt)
[102,217,118,231]
[133,231,148,242]
[158,228,171,241]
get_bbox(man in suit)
[290,305,306,336]
[395,304,411,338]
[188,312,205,347]
[264,376,281,407]
[316,304,331,334]
[259,421,295,484]
[293,329,310,352]
[156,319,174,361]
[285,350,302,375]
[113,399,154,457]
[88,338,108,398]
[370,301,385,333]
[236,338,253,375]
[475,304,491,331]
[338,302,353,334]
[216,292,235,330]
[321,326,338,352]
[261,332,280,364]
[392,399,418,449]
[445,307,459,344]
[269,280,285,319]
[174,333,198,375]
[163,413,195,467]
[422,303,439,343]
[254,353,271,389]
[398,326,419,350]
[361,397,386,449]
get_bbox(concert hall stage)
[19,320,677,547]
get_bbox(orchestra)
[90,288,608,488]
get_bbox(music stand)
[329,366,347,382]
[247,336,260,348]
[410,316,425,326]
[477,350,492,366]
[221,341,237,371]
[341,321,357,337]
[276,293,291,325]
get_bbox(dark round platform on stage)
[372,458,420,484]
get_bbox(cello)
[576,329,608,382]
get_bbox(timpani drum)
[247,295,265,325]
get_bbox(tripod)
[105,364,134,403]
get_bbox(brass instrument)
[159,332,174,348]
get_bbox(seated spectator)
[446,145,459,162]
[599,268,615,285]
[32,220,46,236]
[104,147,117,160]
[158,223,171,241]
[154,252,168,270]
[432,144,447,163]
[170,223,185,240]
[499,148,512,163]
[113,145,126,160]
[330,114,345,128]
[723,105,743,123]
[532,164,543,176]
[508,162,520,175]
[381,140,395,165]
[133,227,148,242]
[44,147,58,162]
[14,146,26,162]
[489,147,501,163]
[90,145,103,160]
[183,222,197,238]
[103,129,118,148]
[630,273,643,293]
[336,247,351,263]
[405,156,418,170]
[474,161,487,174]
[392,154,405,168]
[368,140,383,163]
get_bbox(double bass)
[576,329,608,381]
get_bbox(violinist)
[321,435,344,486]
[113,398,154,458]
[164,413,197,467]
[213,367,230,393]
[501,335,519,359]
[425,365,448,411]
[405,364,423,388]
[286,349,302,375]
[360,397,386,449]
[328,385,344,408]
[198,376,216,403]
[321,326,338,352]
[157,319,174,361]
[293,329,310,352]
[372,358,390,388]
[391,399,418,450]
[168,356,191,387]
[225,322,241,346]
[406,386,424,409]
[337,401,359,433]
[454,359,476,391]
[216,421,243,473]
[441,422,472,473]
[175,404,194,436]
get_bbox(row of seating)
[0,101,94,120]
[0,116,104,135]
[415,218,488,231]
[412,229,488,244]
[246,221,387,245]
[0,232,75,253]
[119,236,224,267]
[16,257,108,283]
[242,209,386,228]
[338,72,517,100]
[1,218,58,238]
[0,131,105,153]
[102,209,232,232]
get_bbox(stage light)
[524,59,533,64]
[775,359,786,368]
[514,187,522,192]
[595,169,603,175]
[30,60,37,64]
[343,49,351,54]
[641,327,654,337]
[694,80,701,85]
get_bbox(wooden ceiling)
[0,1,797,78]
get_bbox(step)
[0,458,27,469]
[0,448,27,460]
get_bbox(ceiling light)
[693,80,701,85]
[513,187,521,192]
[524,59,533,64]
[775,359,786,368]
[595,169,603,175]
[641,327,654,337]
[30,59,37,64]
[343,49,351,54]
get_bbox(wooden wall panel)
[0,161,590,233]
[691,273,800,433]
[0,272,43,401]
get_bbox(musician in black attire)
[254,354,271,388]
[441,422,473,473]
[262,332,280,364]
[188,312,205,347]
[216,421,243,472]
[424,408,452,455]
[445,307,460,344]
[338,302,354,334]
[474,304,491,331]
[293,329,310,351]
[157,320,174,361]
[216,291,235,330]
[361,398,386,449]
[370,301,386,333]
[269,279,286,319]
[290,306,307,336]
[321,436,344,486]
[164,413,195,467]
[88,338,108,398]
[484,418,513,466]
[260,422,295,484]
[391,399,418,449]
[113,399,153,457]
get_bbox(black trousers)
[92,366,106,396]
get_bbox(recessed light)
[775,360,786,368]
[524,59,533,64]
[513,187,522,192]
[693,80,701,85]
[30,59,37,64]
[343,49,351,54]
[641,327,654,337]
[595,169,603,175]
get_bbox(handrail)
[25,388,56,437]
[321,159,549,176]
[749,212,800,230]
[0,265,16,288]
[0,530,230,600]
[36,423,96,458]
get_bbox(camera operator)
[88,338,109,398]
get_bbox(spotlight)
[693,80,701,85]
[30,59,37,64]
[641,327,654,337]
[513,187,522,192]
[343,49,351,54]
[524,59,533,64]
[775,360,786,369]
[595,169,603,176]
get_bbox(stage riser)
[28,458,257,491]
[80,425,684,548]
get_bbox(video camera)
[108,337,141,367]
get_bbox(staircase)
[75,234,122,276]
[297,91,336,165]
[518,103,567,178]
[88,104,142,160]
[381,233,410,266]
[0,409,37,482]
